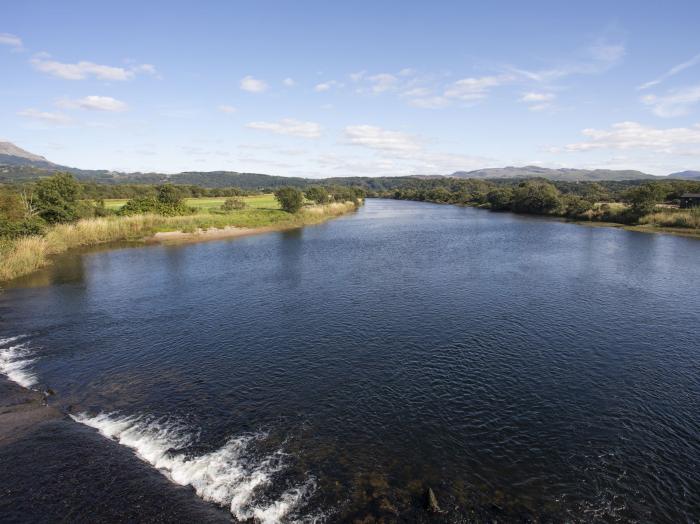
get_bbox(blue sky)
[2,0,700,176]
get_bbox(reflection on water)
[1,200,699,522]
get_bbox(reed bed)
[638,208,700,229]
[0,201,360,282]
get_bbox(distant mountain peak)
[448,165,657,181]
[0,141,50,163]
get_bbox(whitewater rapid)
[0,335,38,389]
[71,412,316,523]
[0,334,317,522]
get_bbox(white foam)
[0,336,38,389]
[71,412,314,522]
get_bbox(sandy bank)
[149,224,289,244]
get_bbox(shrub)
[221,197,247,211]
[274,187,304,213]
[0,217,46,239]
[119,196,159,215]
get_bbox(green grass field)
[103,194,280,211]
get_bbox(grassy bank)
[0,201,359,283]
[102,194,280,211]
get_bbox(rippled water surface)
[1,199,699,522]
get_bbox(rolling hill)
[1,141,693,187]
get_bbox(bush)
[274,187,304,213]
[0,217,46,239]
[119,196,159,215]
[221,197,247,211]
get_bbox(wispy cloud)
[18,108,71,124]
[314,80,342,92]
[344,125,421,152]
[0,32,23,50]
[240,75,268,93]
[283,77,296,87]
[641,85,700,117]
[218,105,237,114]
[638,53,700,90]
[504,39,625,84]
[559,121,700,153]
[58,95,128,112]
[246,118,321,138]
[520,92,556,111]
[444,74,512,102]
[31,55,155,81]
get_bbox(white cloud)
[240,75,268,93]
[0,33,22,49]
[641,85,700,117]
[367,73,398,93]
[218,105,237,114]
[520,92,556,111]
[134,63,158,76]
[561,121,700,153]
[344,125,421,152]
[283,77,296,87]
[18,108,71,124]
[30,56,153,81]
[246,118,321,138]
[444,75,511,101]
[59,95,128,112]
[520,92,555,103]
[638,52,700,90]
[314,80,342,92]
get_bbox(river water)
[1,199,698,522]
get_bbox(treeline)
[384,178,700,225]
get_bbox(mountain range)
[1,141,699,186]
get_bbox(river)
[1,199,698,522]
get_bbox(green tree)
[563,195,594,217]
[157,184,184,205]
[305,186,330,204]
[35,173,82,223]
[486,187,514,211]
[627,183,664,218]
[511,181,561,214]
[274,187,304,213]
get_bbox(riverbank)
[384,197,700,238]
[0,200,360,282]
